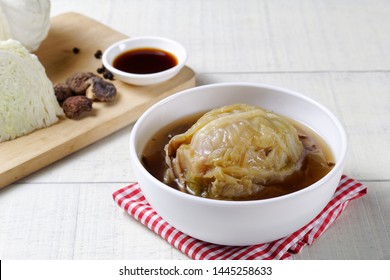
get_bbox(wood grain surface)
[0,12,195,189]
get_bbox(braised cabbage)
[164,104,304,199]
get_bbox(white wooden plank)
[51,0,390,72]
[1,181,387,259]
[71,183,175,259]
[294,181,390,259]
[0,183,80,259]
[0,183,176,259]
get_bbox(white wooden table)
[0,0,389,260]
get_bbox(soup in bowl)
[130,83,347,246]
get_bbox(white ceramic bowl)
[102,36,187,86]
[130,83,347,246]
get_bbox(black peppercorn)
[97,66,106,74]
[103,71,114,80]
[94,50,103,59]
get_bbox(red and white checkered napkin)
[113,175,366,260]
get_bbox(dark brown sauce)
[142,112,335,201]
[113,48,177,74]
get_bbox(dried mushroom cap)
[86,76,117,102]
[66,72,96,95]
[62,96,93,119]
[53,82,73,103]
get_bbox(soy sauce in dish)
[113,48,177,74]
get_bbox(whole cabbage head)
[0,0,51,52]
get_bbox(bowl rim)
[130,82,347,206]
[102,36,188,80]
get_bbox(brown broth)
[113,48,177,74]
[141,112,335,201]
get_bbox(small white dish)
[102,36,187,86]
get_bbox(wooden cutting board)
[0,12,195,189]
